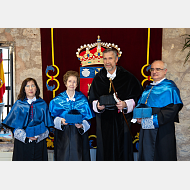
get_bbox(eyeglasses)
[150,68,165,72]
[25,85,36,88]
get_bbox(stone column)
[0,28,43,99]
[162,28,190,160]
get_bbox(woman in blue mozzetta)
[2,78,54,161]
[49,71,94,161]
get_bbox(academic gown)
[12,138,48,161]
[88,66,143,161]
[2,98,54,161]
[49,91,94,161]
[53,126,90,161]
[137,79,183,161]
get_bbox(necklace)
[145,86,154,104]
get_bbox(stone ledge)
[0,142,14,152]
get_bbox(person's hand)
[75,123,83,129]
[61,118,68,125]
[137,118,142,124]
[97,101,105,110]
[28,137,37,141]
[116,100,127,110]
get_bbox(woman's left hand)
[75,124,83,129]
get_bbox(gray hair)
[163,62,167,69]
[152,60,167,69]
[103,48,118,59]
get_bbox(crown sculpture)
[76,35,122,66]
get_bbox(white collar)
[151,78,166,86]
[66,91,75,102]
[107,68,117,80]
[27,97,36,104]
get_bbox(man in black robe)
[88,48,143,161]
[136,60,183,161]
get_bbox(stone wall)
[163,28,190,161]
[0,28,43,99]
[0,28,189,160]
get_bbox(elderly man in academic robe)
[136,60,183,161]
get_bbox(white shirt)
[151,78,166,86]
[66,91,75,102]
[107,68,117,80]
[27,96,36,104]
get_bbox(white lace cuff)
[82,120,90,133]
[54,117,63,130]
[124,99,135,113]
[92,100,100,113]
[141,115,155,129]
[14,129,26,143]
[36,130,49,143]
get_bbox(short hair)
[163,62,167,69]
[63,70,80,86]
[17,78,40,101]
[151,60,167,69]
[103,48,118,59]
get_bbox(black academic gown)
[13,138,48,161]
[138,103,182,161]
[49,91,94,161]
[54,125,90,161]
[137,79,183,161]
[88,66,143,161]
